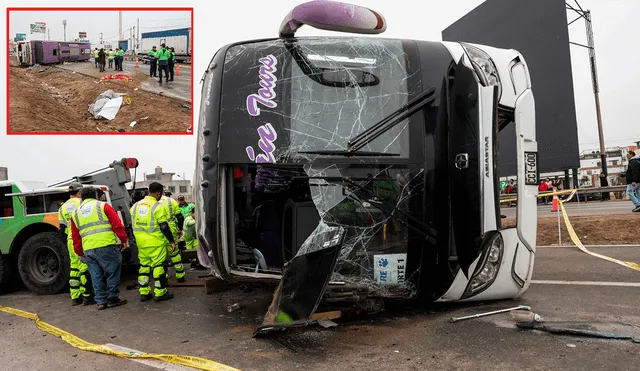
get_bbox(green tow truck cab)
[0,157,139,295]
[0,181,117,294]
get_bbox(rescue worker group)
[57,181,198,310]
[93,43,179,84]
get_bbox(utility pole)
[567,2,608,177]
[137,18,140,53]
[132,26,135,52]
[119,11,123,42]
[62,20,67,41]
[47,29,50,41]
[100,33,103,45]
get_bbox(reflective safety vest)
[58,197,82,248]
[108,51,115,59]
[116,49,125,57]
[161,196,181,240]
[131,196,169,248]
[71,199,118,251]
[183,216,198,249]
[178,203,192,218]
[156,48,170,61]
[148,50,157,59]
[94,50,99,58]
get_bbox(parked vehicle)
[0,158,139,295]
[138,27,192,64]
[194,1,539,334]
[16,40,92,66]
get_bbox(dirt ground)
[503,213,640,246]
[8,64,191,133]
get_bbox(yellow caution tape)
[0,306,242,371]
[558,198,640,273]
[500,188,584,204]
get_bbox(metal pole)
[119,11,123,42]
[62,20,67,42]
[137,18,140,53]
[557,200,562,245]
[584,10,607,177]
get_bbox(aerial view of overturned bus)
[16,40,92,66]
[195,0,539,334]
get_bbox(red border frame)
[6,7,195,135]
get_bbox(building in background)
[0,167,7,181]
[578,144,638,187]
[137,166,192,201]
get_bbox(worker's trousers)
[108,58,114,68]
[166,242,185,280]
[138,244,168,297]
[67,242,93,301]
[149,61,157,77]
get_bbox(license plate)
[524,152,538,186]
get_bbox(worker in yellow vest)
[130,182,176,301]
[161,191,185,282]
[108,48,115,69]
[58,182,94,306]
[93,48,99,68]
[70,187,128,310]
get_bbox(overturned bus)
[195,0,539,334]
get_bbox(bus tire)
[17,232,70,295]
[0,254,15,294]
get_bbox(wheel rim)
[28,246,60,284]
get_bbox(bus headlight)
[461,233,504,299]
[461,43,502,100]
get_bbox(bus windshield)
[218,37,415,162]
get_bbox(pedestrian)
[130,182,176,301]
[161,191,186,282]
[538,179,549,204]
[177,195,193,218]
[58,182,95,306]
[98,48,106,72]
[94,48,99,68]
[168,47,175,81]
[599,173,610,201]
[116,47,125,71]
[148,45,158,77]
[156,43,170,84]
[70,187,128,310]
[625,150,640,212]
[108,48,115,69]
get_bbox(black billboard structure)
[443,0,580,176]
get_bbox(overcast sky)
[1,0,639,185]
[8,10,190,44]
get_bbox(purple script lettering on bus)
[246,123,278,163]
[246,55,278,117]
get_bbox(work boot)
[82,297,96,306]
[140,294,152,302]
[71,297,83,306]
[97,303,107,310]
[633,206,640,212]
[106,298,128,308]
[154,292,174,302]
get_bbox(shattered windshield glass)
[299,164,424,296]
[288,38,410,156]
[219,37,413,163]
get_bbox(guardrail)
[500,185,628,200]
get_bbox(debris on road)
[451,305,531,323]
[37,68,48,73]
[566,344,577,348]
[227,303,242,313]
[510,309,543,326]
[317,319,338,329]
[88,90,123,120]
[100,73,133,82]
[516,320,640,344]
[130,121,137,128]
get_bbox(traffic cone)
[135,57,139,67]
[176,64,181,76]
[551,187,559,212]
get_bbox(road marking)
[532,280,640,287]
[105,344,196,370]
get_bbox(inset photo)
[7,7,193,134]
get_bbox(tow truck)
[0,158,140,294]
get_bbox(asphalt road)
[132,61,192,102]
[1,247,639,371]
[501,199,636,219]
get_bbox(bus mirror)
[279,0,387,38]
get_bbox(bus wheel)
[17,232,69,295]
[0,254,16,294]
